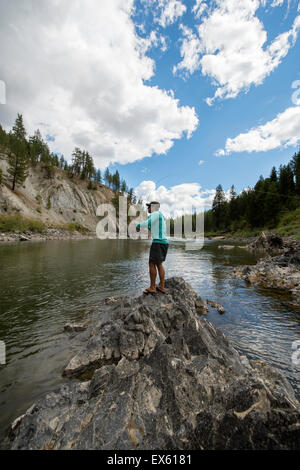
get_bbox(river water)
[0,238,299,441]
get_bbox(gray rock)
[63,323,86,333]
[206,299,226,314]
[246,232,284,254]
[19,235,30,241]
[233,250,300,302]
[3,278,300,450]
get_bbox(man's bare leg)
[156,262,166,292]
[143,261,157,293]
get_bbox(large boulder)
[3,278,300,450]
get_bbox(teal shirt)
[136,211,168,244]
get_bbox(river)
[0,238,299,441]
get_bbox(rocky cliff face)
[0,154,115,231]
[4,278,300,450]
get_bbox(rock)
[63,323,86,333]
[218,245,236,250]
[233,250,300,302]
[3,277,300,450]
[19,235,30,241]
[246,232,284,254]
[206,299,226,314]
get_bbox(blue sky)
[0,0,300,214]
[115,0,300,202]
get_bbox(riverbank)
[3,277,300,450]
[0,227,97,243]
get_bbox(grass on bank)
[0,214,89,235]
[0,213,46,233]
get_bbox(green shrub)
[63,222,88,234]
[46,197,51,210]
[0,168,2,185]
[0,214,46,233]
[35,194,42,204]
[36,207,41,214]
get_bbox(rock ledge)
[3,278,300,450]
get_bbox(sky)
[0,0,300,216]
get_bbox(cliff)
[0,153,115,233]
[3,278,300,450]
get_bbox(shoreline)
[0,228,98,243]
[0,229,299,247]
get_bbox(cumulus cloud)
[134,180,215,217]
[156,0,187,27]
[192,0,208,19]
[174,0,300,104]
[215,105,300,155]
[198,159,204,165]
[0,0,197,168]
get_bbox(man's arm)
[136,214,152,230]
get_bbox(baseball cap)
[146,201,160,208]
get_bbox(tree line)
[204,150,300,233]
[0,114,134,200]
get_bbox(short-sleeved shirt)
[136,211,168,244]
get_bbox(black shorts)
[149,242,168,263]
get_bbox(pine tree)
[120,179,127,193]
[59,155,65,169]
[212,184,226,229]
[72,148,83,177]
[291,150,300,195]
[0,124,8,148]
[270,166,277,183]
[7,114,29,191]
[95,169,102,184]
[104,168,111,187]
[12,114,26,141]
[29,129,45,166]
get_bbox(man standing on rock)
[136,201,168,295]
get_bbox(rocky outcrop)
[246,232,283,253]
[245,232,300,255]
[3,278,300,450]
[233,250,300,302]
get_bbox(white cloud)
[216,105,300,155]
[174,0,300,104]
[192,0,208,19]
[198,159,205,165]
[134,180,215,217]
[156,0,187,28]
[138,30,168,54]
[0,0,197,168]
[270,0,285,7]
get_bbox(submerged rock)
[3,278,300,450]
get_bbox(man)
[136,201,168,294]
